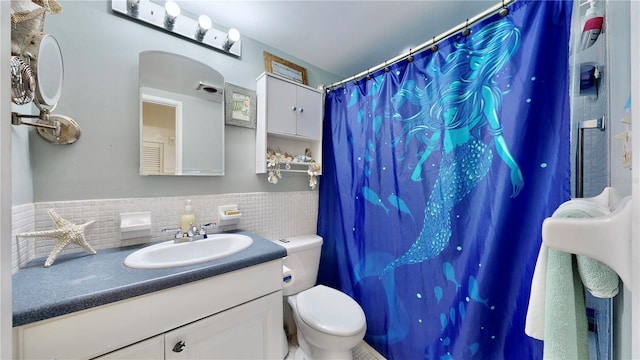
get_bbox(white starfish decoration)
[17,209,96,267]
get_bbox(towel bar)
[542,187,631,288]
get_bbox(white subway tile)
[12,191,318,272]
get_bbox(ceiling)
[177,1,501,80]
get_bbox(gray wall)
[605,1,632,358]
[11,104,34,205]
[21,0,340,203]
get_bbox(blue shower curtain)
[317,1,572,359]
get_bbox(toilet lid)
[296,285,366,336]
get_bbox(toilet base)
[295,330,354,360]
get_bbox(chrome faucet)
[162,222,218,243]
[162,227,188,243]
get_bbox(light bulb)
[164,1,180,30]
[223,28,240,51]
[195,15,212,41]
[165,1,180,18]
[198,15,212,31]
[227,28,240,42]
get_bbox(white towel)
[525,242,548,340]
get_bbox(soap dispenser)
[579,0,604,51]
[180,199,195,234]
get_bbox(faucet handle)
[162,227,183,239]
[199,222,218,235]
[187,224,199,237]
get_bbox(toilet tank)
[277,235,323,296]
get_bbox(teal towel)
[544,248,588,360]
[576,255,620,298]
[556,208,620,299]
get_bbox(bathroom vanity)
[12,231,286,359]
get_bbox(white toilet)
[278,235,366,360]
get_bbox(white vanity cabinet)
[256,72,324,174]
[14,260,284,360]
[164,291,280,359]
[95,335,165,359]
[96,292,281,360]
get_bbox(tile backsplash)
[11,191,318,273]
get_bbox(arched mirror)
[139,51,224,176]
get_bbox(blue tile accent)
[12,230,286,327]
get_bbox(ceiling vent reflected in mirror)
[197,81,221,94]
[111,0,241,57]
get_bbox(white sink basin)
[124,233,253,269]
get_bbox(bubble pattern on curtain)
[317,1,572,359]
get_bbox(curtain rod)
[327,0,517,89]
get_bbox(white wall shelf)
[256,72,324,184]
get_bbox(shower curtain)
[317,1,572,359]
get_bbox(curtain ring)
[462,19,471,36]
[384,61,390,73]
[431,36,438,52]
[366,69,371,81]
[353,74,358,85]
[407,48,414,62]
[499,0,509,17]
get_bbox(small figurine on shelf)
[614,96,632,169]
[294,154,313,163]
[266,147,321,188]
[307,161,321,189]
[266,148,292,184]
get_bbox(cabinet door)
[94,335,164,360]
[295,86,323,140]
[165,291,283,359]
[266,76,297,136]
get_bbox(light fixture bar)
[112,0,241,57]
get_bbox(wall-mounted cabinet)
[264,73,322,139]
[256,72,323,176]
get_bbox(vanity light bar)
[111,0,241,57]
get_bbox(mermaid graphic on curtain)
[383,20,524,274]
[318,1,572,359]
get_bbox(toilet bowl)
[288,285,366,360]
[277,235,367,360]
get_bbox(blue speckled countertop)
[12,230,286,327]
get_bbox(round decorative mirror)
[23,33,64,107]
